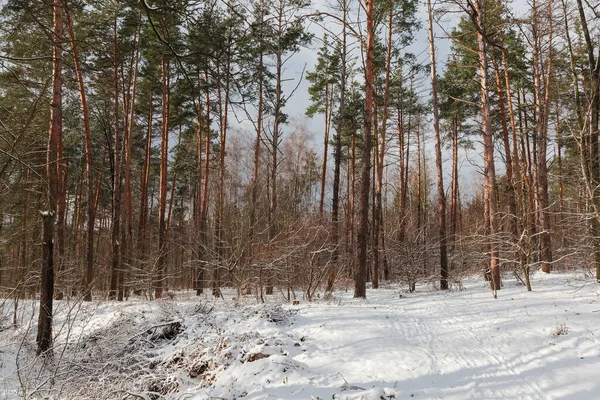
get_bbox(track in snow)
[210,273,600,400]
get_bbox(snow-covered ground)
[1,271,600,399]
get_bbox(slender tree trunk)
[249,50,264,274]
[65,7,95,301]
[138,100,152,258]
[38,0,62,354]
[327,5,347,292]
[194,96,204,294]
[39,212,55,353]
[197,74,212,295]
[576,0,600,280]
[427,0,448,290]
[214,55,230,298]
[493,58,518,262]
[19,171,31,299]
[371,88,379,288]
[499,20,530,290]
[373,7,394,284]
[167,128,182,232]
[397,84,408,244]
[0,215,3,291]
[562,0,584,131]
[397,99,404,232]
[518,89,537,252]
[267,7,285,295]
[402,78,413,244]
[450,116,459,252]
[354,0,374,299]
[350,134,356,276]
[319,83,330,218]
[416,116,423,266]
[555,101,563,210]
[344,147,351,273]
[73,165,84,263]
[109,19,121,300]
[473,0,500,292]
[119,19,141,301]
[56,66,66,275]
[156,50,170,299]
[532,0,553,273]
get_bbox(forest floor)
[1,271,600,399]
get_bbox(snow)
[1,271,600,399]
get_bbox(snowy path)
[289,296,549,399]
[211,273,600,399]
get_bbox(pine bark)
[38,0,62,354]
[576,0,600,280]
[214,56,230,298]
[109,19,122,300]
[249,49,264,273]
[327,4,347,293]
[194,96,204,295]
[473,0,500,291]
[319,83,330,218]
[197,74,212,295]
[120,19,141,300]
[65,7,95,300]
[450,117,459,249]
[427,0,448,290]
[156,50,170,299]
[532,0,553,273]
[354,0,374,298]
[373,7,394,285]
[267,3,285,296]
[138,100,153,259]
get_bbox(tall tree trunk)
[576,0,600,280]
[397,81,408,244]
[499,19,530,290]
[427,0,448,290]
[56,62,66,275]
[167,128,182,233]
[450,116,459,254]
[249,50,264,276]
[350,134,356,276]
[267,4,285,296]
[555,101,564,210]
[371,87,379,288]
[138,100,153,259]
[194,96,204,294]
[38,0,62,354]
[319,83,330,218]
[327,4,347,292]
[416,115,423,268]
[214,56,230,298]
[354,0,374,299]
[532,0,553,273]
[65,7,94,301]
[109,19,122,300]
[493,58,518,260]
[562,0,584,131]
[0,215,3,290]
[518,89,537,257]
[197,74,212,295]
[373,7,393,284]
[402,77,413,245]
[119,18,141,301]
[473,0,500,292]
[156,50,170,299]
